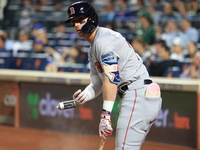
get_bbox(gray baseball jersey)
[88,27,149,85]
[88,27,162,150]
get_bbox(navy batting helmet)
[65,1,98,33]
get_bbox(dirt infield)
[0,125,196,150]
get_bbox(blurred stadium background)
[0,0,200,150]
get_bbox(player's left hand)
[99,112,113,140]
[73,89,91,105]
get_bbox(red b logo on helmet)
[70,7,75,15]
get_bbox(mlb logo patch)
[70,7,75,15]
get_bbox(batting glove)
[99,110,113,140]
[73,89,92,105]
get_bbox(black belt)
[118,79,152,98]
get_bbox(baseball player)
[65,1,162,150]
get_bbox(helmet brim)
[65,17,73,23]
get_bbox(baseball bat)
[99,139,105,150]
[56,100,76,110]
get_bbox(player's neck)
[84,26,99,44]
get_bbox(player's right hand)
[99,112,113,140]
[73,89,91,105]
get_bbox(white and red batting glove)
[73,89,93,105]
[99,110,113,140]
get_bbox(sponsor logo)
[27,93,93,120]
[27,93,39,119]
[70,7,75,15]
[154,109,191,130]
[39,93,75,119]
[27,93,75,120]
[154,109,170,128]
[174,112,190,129]
[4,90,17,107]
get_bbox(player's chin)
[76,30,83,36]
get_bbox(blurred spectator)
[149,41,179,76]
[45,46,63,64]
[184,41,199,60]
[31,23,48,46]
[115,0,133,16]
[148,0,163,11]
[32,38,45,53]
[146,4,162,25]
[53,23,67,46]
[176,1,193,21]
[161,20,188,48]
[0,35,6,51]
[154,25,163,40]
[18,10,32,33]
[21,0,34,17]
[114,0,135,29]
[131,37,152,63]
[170,37,185,62]
[30,23,48,54]
[45,45,87,72]
[54,0,63,11]
[180,19,199,44]
[158,2,179,27]
[180,52,200,78]
[62,45,86,64]
[93,0,107,6]
[44,45,64,72]
[33,0,50,12]
[35,0,49,11]
[131,0,145,13]
[0,30,14,50]
[172,0,183,12]
[12,30,33,56]
[136,12,155,45]
[51,0,64,18]
[185,0,200,16]
[104,23,115,30]
[100,0,115,22]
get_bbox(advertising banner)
[20,82,103,135]
[146,91,197,148]
[0,81,18,125]
[20,82,197,148]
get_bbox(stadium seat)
[0,59,5,68]
[25,53,49,71]
[178,60,191,73]
[163,66,181,78]
[57,63,88,73]
[11,55,29,70]
[10,50,31,69]
[0,51,12,69]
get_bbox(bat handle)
[99,138,105,150]
[56,100,76,110]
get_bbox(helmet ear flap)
[81,13,98,33]
[81,17,96,33]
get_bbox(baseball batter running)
[65,1,162,150]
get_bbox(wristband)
[102,109,112,115]
[103,100,114,113]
